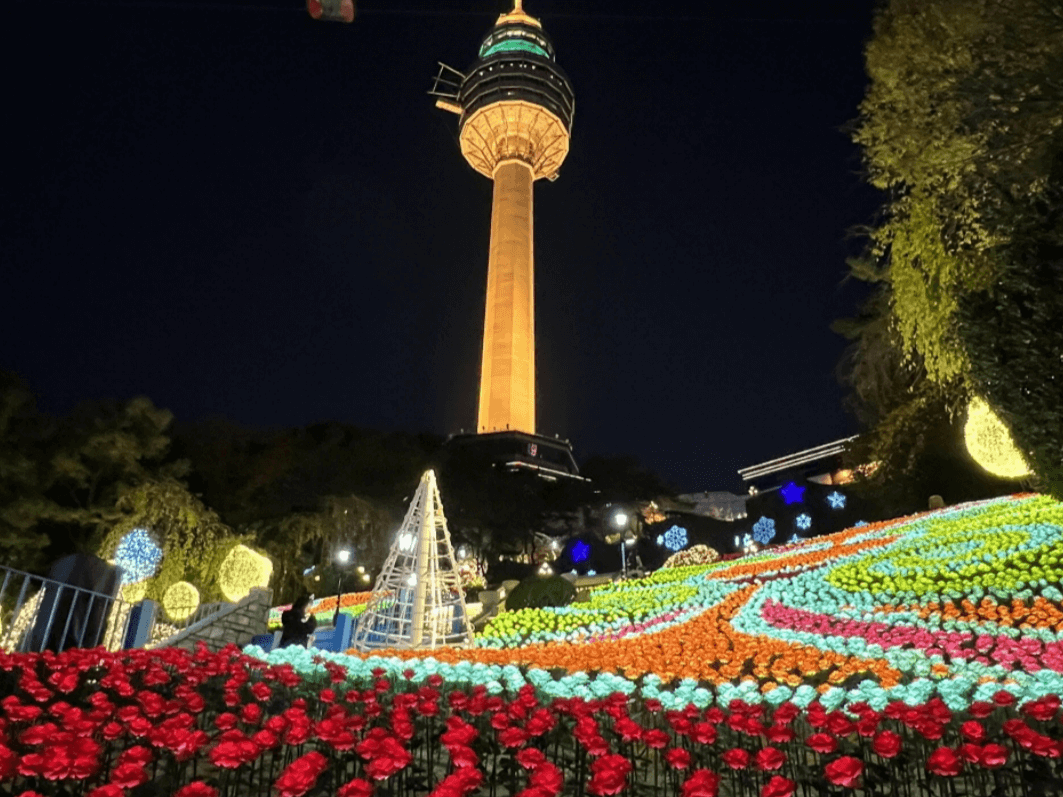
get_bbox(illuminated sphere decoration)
[113,528,163,585]
[795,514,812,531]
[657,525,689,553]
[162,581,200,622]
[218,544,274,602]
[964,396,1033,479]
[753,517,776,545]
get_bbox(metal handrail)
[0,564,137,653]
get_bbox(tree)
[0,373,50,572]
[848,0,1063,496]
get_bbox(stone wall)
[161,587,273,654]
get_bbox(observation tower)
[432,0,575,437]
[432,1,581,480]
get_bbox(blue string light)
[827,491,847,510]
[658,525,688,552]
[780,482,806,505]
[795,513,812,531]
[753,516,776,544]
[114,528,163,585]
[571,540,591,563]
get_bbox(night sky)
[4,0,882,494]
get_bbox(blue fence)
[251,611,354,654]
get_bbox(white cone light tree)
[350,470,474,651]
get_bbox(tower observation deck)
[431,0,575,438]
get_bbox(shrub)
[505,575,576,611]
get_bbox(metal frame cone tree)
[350,470,474,651]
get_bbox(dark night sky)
[4,0,882,494]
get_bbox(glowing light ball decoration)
[657,525,688,552]
[779,482,806,505]
[827,491,847,510]
[113,528,163,585]
[162,581,200,622]
[964,396,1033,479]
[753,516,776,544]
[795,513,812,531]
[218,544,274,602]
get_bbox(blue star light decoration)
[827,491,847,510]
[780,482,806,505]
[571,540,591,564]
[114,528,163,585]
[658,525,688,552]
[795,513,812,531]
[752,516,776,544]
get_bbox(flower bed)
[4,494,1063,796]
[268,592,373,631]
[4,642,1063,797]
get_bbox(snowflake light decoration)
[827,491,847,510]
[795,514,812,531]
[114,528,163,585]
[780,482,806,505]
[659,525,688,552]
[571,540,591,564]
[752,516,776,544]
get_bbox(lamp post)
[613,511,629,578]
[334,547,351,626]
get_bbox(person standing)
[279,595,317,648]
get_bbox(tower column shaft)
[478,159,535,434]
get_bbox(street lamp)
[334,547,352,625]
[612,510,631,578]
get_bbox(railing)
[0,565,138,654]
[147,600,230,647]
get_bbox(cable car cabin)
[307,0,354,23]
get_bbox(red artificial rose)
[1003,719,1035,744]
[825,712,855,738]
[665,747,692,770]
[755,747,786,772]
[872,731,902,759]
[117,746,153,768]
[765,724,794,744]
[240,703,262,725]
[86,786,124,797]
[531,762,564,793]
[1022,695,1061,722]
[762,775,796,797]
[720,748,750,769]
[805,733,838,754]
[824,756,862,788]
[0,744,17,780]
[968,701,995,718]
[958,744,983,764]
[449,745,479,769]
[337,778,374,797]
[992,690,1015,707]
[174,782,220,797]
[772,703,800,725]
[364,737,413,780]
[980,744,1008,769]
[250,681,272,701]
[517,747,547,770]
[110,762,150,789]
[500,727,530,748]
[927,746,962,777]
[274,751,328,797]
[215,712,238,731]
[960,721,986,743]
[644,729,670,749]
[587,753,632,796]
[680,768,721,797]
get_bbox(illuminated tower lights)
[432,1,575,437]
